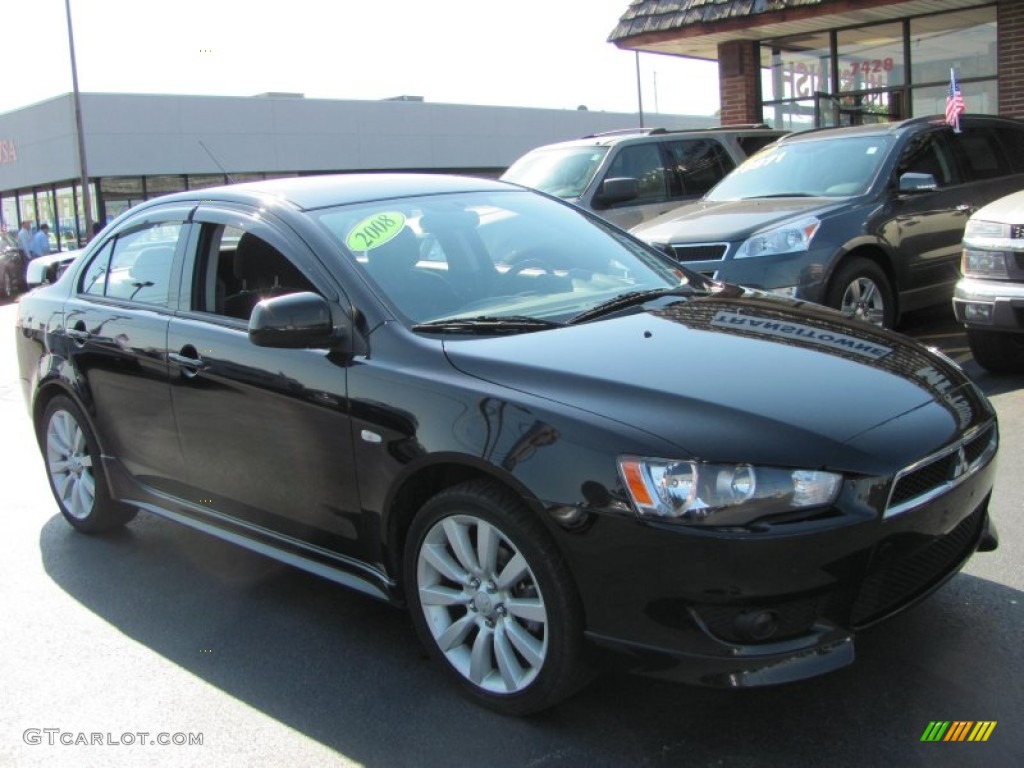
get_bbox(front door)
[166,206,364,556]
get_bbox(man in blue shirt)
[29,224,51,258]
[17,220,33,258]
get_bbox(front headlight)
[734,216,821,259]
[619,457,842,526]
[964,219,1011,240]
[961,248,1010,278]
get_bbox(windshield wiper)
[566,286,693,325]
[412,315,564,335]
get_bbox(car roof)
[526,125,787,151]
[776,113,1024,144]
[139,173,516,212]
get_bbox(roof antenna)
[198,140,235,184]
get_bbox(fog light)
[733,609,780,642]
[963,302,994,324]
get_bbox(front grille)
[849,506,984,627]
[670,243,728,262]
[885,423,996,517]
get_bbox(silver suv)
[501,126,786,230]
[953,189,1024,373]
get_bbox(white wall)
[0,93,716,190]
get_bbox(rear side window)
[955,126,1008,180]
[737,135,782,156]
[994,126,1024,173]
[663,139,735,198]
[78,222,183,306]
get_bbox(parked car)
[632,115,1024,328]
[25,249,82,289]
[500,125,786,230]
[953,189,1024,373]
[0,231,25,298]
[17,173,999,714]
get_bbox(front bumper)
[953,277,1024,332]
[563,455,997,688]
[662,243,833,305]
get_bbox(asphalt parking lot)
[1,296,1021,768]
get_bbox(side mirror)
[248,291,343,349]
[596,177,640,207]
[899,172,938,193]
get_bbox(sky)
[1,0,720,118]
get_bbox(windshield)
[706,135,893,201]
[313,189,691,325]
[501,146,608,199]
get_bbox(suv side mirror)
[899,172,938,193]
[596,177,640,207]
[248,291,345,349]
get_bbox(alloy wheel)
[840,276,886,326]
[46,409,96,520]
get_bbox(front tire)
[42,395,136,533]
[966,328,1024,373]
[404,481,588,715]
[826,258,895,328]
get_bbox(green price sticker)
[346,212,406,252]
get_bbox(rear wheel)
[404,481,589,715]
[826,258,895,328]
[966,328,1024,373]
[0,266,12,298]
[42,395,136,532]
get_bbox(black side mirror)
[248,291,344,349]
[898,172,938,193]
[596,177,640,207]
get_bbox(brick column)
[999,0,1024,119]
[718,40,761,125]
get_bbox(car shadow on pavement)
[40,509,1023,768]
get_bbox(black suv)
[632,115,1024,327]
[501,126,786,230]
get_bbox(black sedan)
[15,174,999,714]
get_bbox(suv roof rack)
[580,123,778,140]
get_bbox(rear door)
[63,206,192,493]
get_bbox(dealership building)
[0,92,713,250]
[610,0,1016,129]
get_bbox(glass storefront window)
[761,31,831,102]
[55,186,79,248]
[187,174,228,190]
[100,177,144,222]
[912,79,998,120]
[1,196,17,234]
[34,188,57,250]
[911,8,996,85]
[76,182,100,238]
[18,192,35,227]
[762,100,817,132]
[837,22,905,94]
[146,175,186,198]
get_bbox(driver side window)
[191,224,317,321]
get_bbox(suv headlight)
[962,248,1009,278]
[735,216,821,259]
[964,219,1011,240]
[619,457,842,526]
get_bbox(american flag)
[946,68,965,132]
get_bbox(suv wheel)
[966,329,1024,374]
[827,258,894,328]
[404,481,589,715]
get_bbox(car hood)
[442,296,991,474]
[631,197,846,244]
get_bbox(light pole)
[65,0,94,242]
[635,51,645,128]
